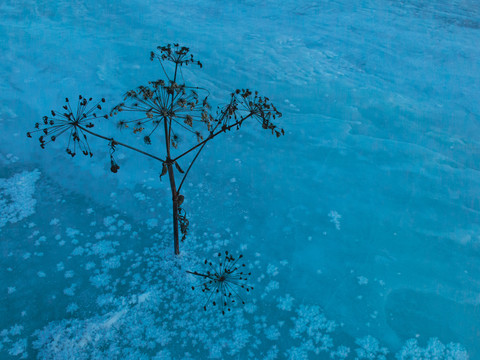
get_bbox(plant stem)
[77,125,165,163]
[78,123,179,253]
[167,162,180,255]
[186,270,212,279]
[164,66,181,254]
[172,113,253,162]
[177,142,206,193]
[176,111,251,192]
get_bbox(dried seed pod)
[174,161,184,173]
[177,195,185,206]
[159,163,168,180]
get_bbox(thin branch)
[77,124,166,163]
[156,55,171,82]
[177,108,231,192]
[168,63,179,146]
[177,141,207,193]
[172,113,253,162]
[186,270,213,279]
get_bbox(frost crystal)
[277,294,295,311]
[0,169,40,228]
[328,210,342,230]
[331,345,351,359]
[289,305,336,356]
[66,303,79,314]
[396,338,469,360]
[8,338,27,357]
[357,276,369,285]
[355,335,388,360]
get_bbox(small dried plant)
[187,251,252,315]
[28,44,283,255]
[27,96,108,157]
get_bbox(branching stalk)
[77,124,166,163]
[173,113,253,162]
[29,44,283,256]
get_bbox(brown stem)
[162,75,180,255]
[176,111,229,193]
[172,113,253,162]
[186,270,212,279]
[77,124,165,163]
[167,162,180,255]
[162,65,183,255]
[177,141,206,193]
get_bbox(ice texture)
[1,0,479,358]
[0,170,40,228]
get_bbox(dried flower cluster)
[27,45,283,174]
[188,252,253,315]
[150,43,203,68]
[218,89,284,137]
[110,80,212,148]
[28,96,107,157]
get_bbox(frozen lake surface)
[1,0,479,358]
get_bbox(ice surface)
[1,0,479,358]
[0,170,40,228]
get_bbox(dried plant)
[28,43,283,255]
[187,251,252,315]
[27,96,108,157]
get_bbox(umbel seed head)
[188,251,252,314]
[27,96,108,158]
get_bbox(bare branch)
[77,124,166,163]
[173,113,253,162]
